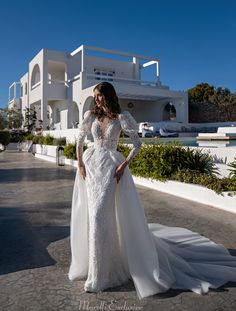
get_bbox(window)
[25,83,27,95]
[20,84,23,97]
[31,64,41,88]
[94,68,115,81]
[55,108,60,123]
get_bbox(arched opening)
[82,96,94,116]
[31,64,41,89]
[68,102,79,128]
[48,61,66,83]
[55,108,60,123]
[163,102,176,121]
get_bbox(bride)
[68,82,236,300]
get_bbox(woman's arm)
[114,111,142,183]
[119,110,142,164]
[76,110,93,177]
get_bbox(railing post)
[81,45,85,72]
[156,61,160,84]
[133,57,140,81]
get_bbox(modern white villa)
[8,45,188,135]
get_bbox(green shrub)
[64,144,77,160]
[171,169,235,194]
[228,157,236,180]
[117,143,130,158]
[126,143,218,181]
[38,136,44,145]
[227,158,236,191]
[24,133,34,141]
[40,134,54,145]
[0,130,10,148]
[52,137,66,146]
[117,141,235,195]
[64,143,88,160]
[32,135,66,146]
[32,135,42,144]
[10,132,26,143]
[181,147,218,175]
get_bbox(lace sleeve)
[119,111,142,163]
[76,110,93,166]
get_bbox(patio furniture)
[159,128,179,137]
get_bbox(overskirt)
[68,146,236,299]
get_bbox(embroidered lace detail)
[75,109,141,291]
[93,117,121,151]
[118,111,142,163]
[84,166,130,291]
[76,110,94,166]
[76,110,142,164]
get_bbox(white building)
[8,45,188,134]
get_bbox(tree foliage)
[0,130,11,148]
[209,87,236,121]
[188,83,236,122]
[0,111,7,129]
[188,83,215,105]
[7,108,23,129]
[23,107,37,133]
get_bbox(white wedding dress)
[68,110,236,300]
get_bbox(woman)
[68,82,236,300]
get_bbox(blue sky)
[0,0,235,108]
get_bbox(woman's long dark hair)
[91,82,121,120]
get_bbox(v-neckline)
[96,117,114,139]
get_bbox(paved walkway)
[0,150,236,311]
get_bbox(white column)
[81,46,85,72]
[80,46,87,89]
[184,92,189,123]
[156,61,160,83]
[14,82,17,99]
[41,53,48,130]
[133,57,140,81]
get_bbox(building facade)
[8,45,188,132]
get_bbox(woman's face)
[94,89,105,108]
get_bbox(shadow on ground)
[0,167,75,184]
[0,207,69,275]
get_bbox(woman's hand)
[114,161,128,184]
[78,163,86,180]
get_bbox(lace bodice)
[76,110,142,165]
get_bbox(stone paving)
[0,150,236,311]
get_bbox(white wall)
[48,100,69,130]
[29,50,43,105]
[48,61,66,81]
[67,53,82,79]
[20,73,28,116]
[43,129,83,144]
[68,102,79,128]
[84,55,134,79]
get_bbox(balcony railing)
[31,81,41,90]
[48,79,69,87]
[67,74,81,83]
[86,73,169,89]
[47,79,67,100]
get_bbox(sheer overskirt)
[68,110,236,300]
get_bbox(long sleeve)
[119,111,142,163]
[76,110,93,165]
